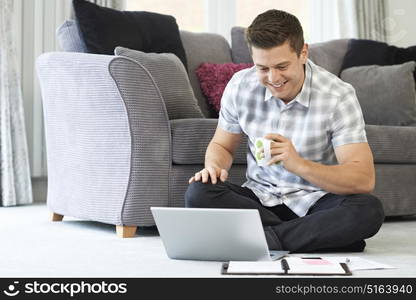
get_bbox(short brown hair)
[245,9,304,56]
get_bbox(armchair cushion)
[341,61,416,126]
[115,47,203,120]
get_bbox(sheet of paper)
[227,261,284,274]
[324,257,396,271]
[284,257,346,274]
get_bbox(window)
[124,0,309,41]
[125,0,205,32]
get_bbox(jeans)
[184,180,385,253]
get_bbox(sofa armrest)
[109,56,172,225]
[36,52,171,226]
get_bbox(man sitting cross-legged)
[185,9,384,253]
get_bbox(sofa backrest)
[230,26,349,77]
[308,39,350,76]
[180,31,232,118]
[56,21,350,118]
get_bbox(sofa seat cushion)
[366,125,416,163]
[171,119,248,164]
[172,121,416,165]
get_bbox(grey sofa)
[36,22,416,237]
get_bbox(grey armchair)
[36,22,416,237]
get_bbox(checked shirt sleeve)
[218,78,243,134]
[330,89,367,147]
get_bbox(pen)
[281,258,290,274]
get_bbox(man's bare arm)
[264,133,375,194]
[189,127,242,184]
[296,143,375,194]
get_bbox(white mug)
[254,137,281,167]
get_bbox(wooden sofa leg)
[50,212,64,221]
[116,225,137,238]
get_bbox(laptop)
[151,207,287,261]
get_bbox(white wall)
[385,0,416,47]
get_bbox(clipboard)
[221,257,352,276]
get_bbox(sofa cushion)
[230,26,349,76]
[195,62,253,115]
[171,119,248,164]
[366,125,416,163]
[73,0,188,69]
[341,39,416,76]
[56,20,88,52]
[341,61,416,126]
[115,47,203,120]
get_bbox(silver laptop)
[151,207,281,261]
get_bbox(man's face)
[251,41,308,103]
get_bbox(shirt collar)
[263,60,312,108]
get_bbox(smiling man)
[185,10,385,253]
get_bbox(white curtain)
[356,0,387,41]
[0,0,33,206]
[309,0,387,43]
[13,0,123,184]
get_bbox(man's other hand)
[188,166,228,184]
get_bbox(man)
[185,10,384,253]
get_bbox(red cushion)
[196,63,254,114]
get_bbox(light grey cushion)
[115,47,204,120]
[56,20,88,53]
[341,61,416,126]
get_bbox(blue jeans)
[185,180,385,253]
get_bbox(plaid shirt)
[218,60,367,217]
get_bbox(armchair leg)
[116,225,137,238]
[50,212,64,221]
